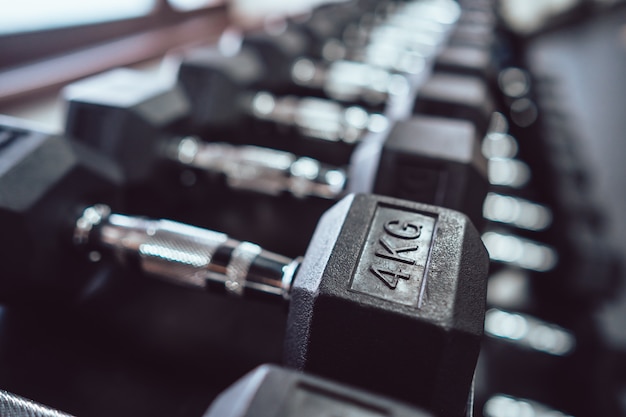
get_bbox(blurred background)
[1,1,626,416]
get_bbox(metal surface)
[75,205,297,299]
[249,91,388,143]
[171,137,347,199]
[0,391,72,417]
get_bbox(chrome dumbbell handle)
[74,205,300,300]
[170,137,347,199]
[247,92,388,144]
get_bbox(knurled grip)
[75,206,296,299]
[0,390,72,417]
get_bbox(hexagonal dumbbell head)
[286,194,489,417]
[204,364,434,417]
[0,116,121,302]
[351,115,488,228]
[242,25,312,88]
[64,68,189,186]
[177,45,266,129]
[435,45,495,80]
[414,73,495,136]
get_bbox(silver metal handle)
[291,58,410,106]
[248,91,388,144]
[74,205,299,300]
[170,137,347,199]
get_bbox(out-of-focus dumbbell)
[178,45,390,165]
[413,72,495,137]
[482,224,621,306]
[204,365,435,417]
[242,24,414,109]
[177,44,503,164]
[64,68,489,227]
[241,24,496,111]
[305,0,461,71]
[478,308,617,416]
[0,116,489,417]
[0,365,436,417]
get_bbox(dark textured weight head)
[300,2,359,46]
[285,194,488,417]
[0,116,122,302]
[413,73,494,137]
[204,364,434,417]
[434,45,495,80]
[242,25,312,86]
[177,45,266,129]
[373,116,488,228]
[64,68,189,185]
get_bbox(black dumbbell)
[176,45,501,165]
[0,116,489,417]
[339,0,462,65]
[0,365,435,417]
[478,308,615,416]
[240,1,466,102]
[448,18,497,50]
[243,23,499,120]
[413,72,495,137]
[299,0,461,65]
[292,0,368,53]
[483,222,621,307]
[64,68,489,228]
[434,44,497,81]
[204,364,435,417]
[242,24,414,109]
[0,115,121,302]
[177,44,390,165]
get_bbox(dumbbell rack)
[0,0,624,416]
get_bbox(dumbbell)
[0,116,489,417]
[411,74,537,195]
[478,308,614,416]
[482,225,621,307]
[302,0,461,69]
[177,44,389,166]
[233,39,499,143]
[241,25,495,113]
[241,24,416,109]
[64,68,489,228]
[0,365,435,417]
[331,1,495,76]
[433,44,497,80]
[204,365,435,417]
[240,2,494,105]
[489,74,622,305]
[176,45,504,166]
[413,72,496,138]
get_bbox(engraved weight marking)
[370,266,410,289]
[383,220,422,240]
[372,218,424,289]
[352,207,435,306]
[375,236,418,264]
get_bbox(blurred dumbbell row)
[0,0,620,416]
